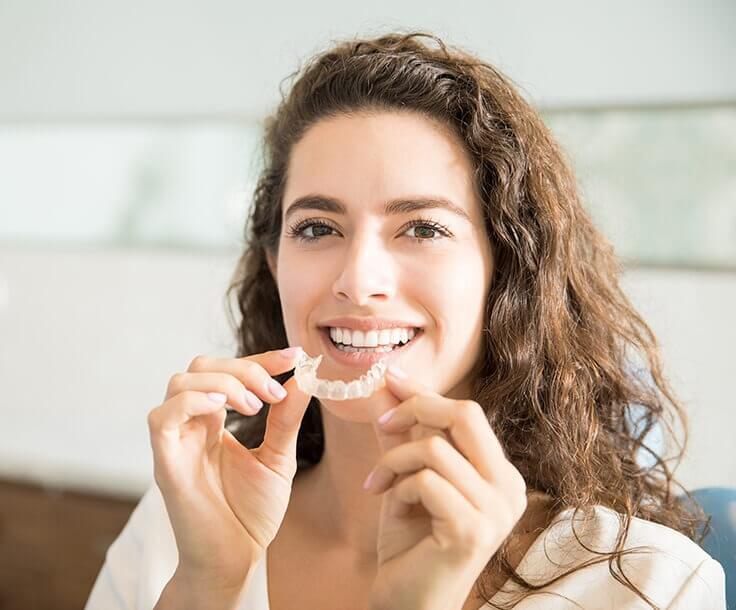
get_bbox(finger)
[166,371,264,415]
[258,373,312,476]
[372,365,438,455]
[380,364,441,404]
[390,469,480,550]
[186,347,303,405]
[148,390,229,437]
[364,436,490,512]
[380,376,504,483]
[190,346,304,376]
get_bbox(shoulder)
[562,504,712,569]
[488,504,726,609]
[87,484,270,610]
[85,483,180,610]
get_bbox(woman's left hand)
[366,366,528,610]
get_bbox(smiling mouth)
[322,327,423,353]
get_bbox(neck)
[294,409,383,559]
[292,371,481,558]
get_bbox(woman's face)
[268,111,493,421]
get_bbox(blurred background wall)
[0,1,734,608]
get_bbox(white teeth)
[315,379,329,396]
[294,351,388,400]
[328,326,419,348]
[346,379,362,399]
[336,344,394,353]
[327,380,347,400]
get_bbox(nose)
[331,233,396,306]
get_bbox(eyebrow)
[283,194,472,223]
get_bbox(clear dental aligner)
[294,350,388,400]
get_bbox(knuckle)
[462,399,485,421]
[512,469,527,496]
[505,470,527,514]
[178,390,200,409]
[416,468,436,487]
[188,354,209,372]
[480,484,496,508]
[382,445,403,469]
[233,359,261,385]
[209,371,239,396]
[476,524,498,550]
[167,372,186,394]
[450,519,478,550]
[241,359,261,376]
[507,488,527,519]
[516,487,529,513]
[147,407,161,431]
[424,435,447,460]
[225,377,246,400]
[257,444,297,481]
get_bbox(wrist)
[155,564,255,610]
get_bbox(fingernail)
[386,365,407,379]
[279,346,302,359]
[243,389,263,410]
[208,392,227,403]
[378,407,397,425]
[268,379,288,401]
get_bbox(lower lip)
[318,328,422,369]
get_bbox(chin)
[317,386,395,422]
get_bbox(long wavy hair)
[223,29,709,609]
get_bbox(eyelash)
[285,217,453,244]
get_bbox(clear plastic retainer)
[294,350,388,400]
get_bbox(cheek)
[433,255,489,343]
[431,253,488,302]
[276,250,329,333]
[279,269,312,300]
[277,246,314,293]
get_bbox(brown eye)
[413,225,437,239]
[401,218,452,243]
[285,220,338,243]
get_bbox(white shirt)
[85,483,726,609]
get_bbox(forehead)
[282,111,482,220]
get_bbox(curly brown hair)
[222,29,709,609]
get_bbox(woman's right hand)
[147,346,310,591]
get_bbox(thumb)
[259,350,312,475]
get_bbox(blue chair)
[678,487,736,609]
[627,395,734,608]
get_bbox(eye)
[284,217,453,244]
[400,218,452,243]
[285,220,338,243]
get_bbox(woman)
[85,31,726,609]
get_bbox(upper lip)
[318,317,423,331]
